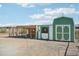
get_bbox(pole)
[64,42,70,56]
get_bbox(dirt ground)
[0,33,78,56]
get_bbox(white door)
[55,25,70,41]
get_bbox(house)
[36,17,75,42]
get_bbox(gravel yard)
[0,34,78,56]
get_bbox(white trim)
[74,25,75,42]
[56,25,63,40]
[49,25,53,40]
[69,25,71,41]
[56,25,57,40]
[52,25,53,40]
[64,25,71,41]
[55,25,71,41]
[62,25,64,40]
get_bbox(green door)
[56,25,70,41]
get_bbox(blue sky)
[0,3,79,26]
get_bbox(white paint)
[68,25,71,41]
[38,26,41,39]
[36,26,38,39]
[74,25,75,42]
[42,33,48,39]
[49,25,53,40]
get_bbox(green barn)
[36,16,75,42]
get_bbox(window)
[41,27,48,33]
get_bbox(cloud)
[17,3,29,7]
[0,4,2,8]
[16,3,50,8]
[17,3,36,8]
[28,4,36,7]
[44,8,79,15]
[30,13,57,20]
[69,4,74,7]
[30,14,44,19]
[30,8,79,20]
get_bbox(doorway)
[55,25,71,41]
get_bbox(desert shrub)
[0,28,7,33]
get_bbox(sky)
[0,3,79,26]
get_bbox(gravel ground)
[0,34,78,56]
